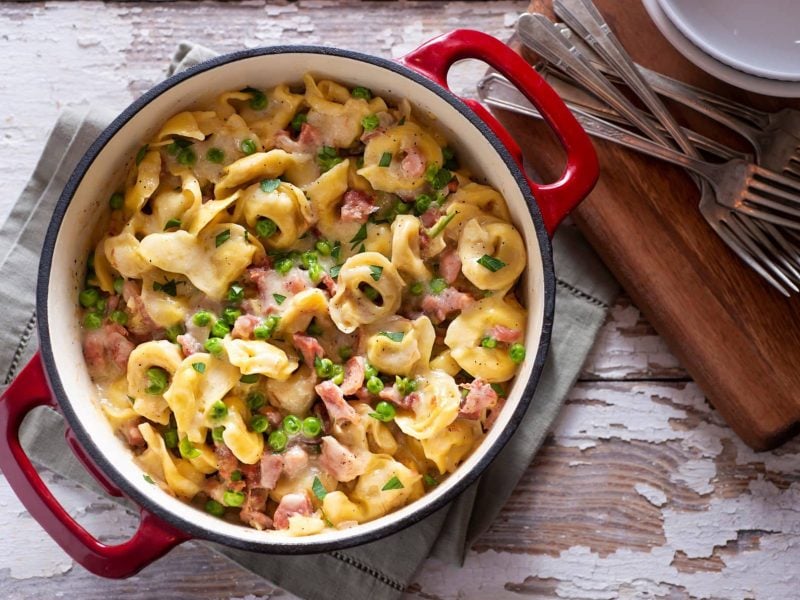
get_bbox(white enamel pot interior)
[37,46,554,554]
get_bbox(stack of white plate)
[643,0,800,97]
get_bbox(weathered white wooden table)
[2,2,799,598]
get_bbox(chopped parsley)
[242,86,267,110]
[378,151,392,167]
[369,265,383,281]
[349,223,368,249]
[192,362,206,374]
[379,331,404,343]
[318,146,343,172]
[260,178,281,193]
[273,293,286,305]
[163,218,181,230]
[143,474,155,484]
[476,254,506,272]
[381,476,404,491]
[135,144,149,165]
[215,229,231,247]
[312,476,328,500]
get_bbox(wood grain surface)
[2,2,800,600]
[519,0,800,451]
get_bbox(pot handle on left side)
[399,29,598,236]
[0,353,189,578]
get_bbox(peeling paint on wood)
[2,1,799,599]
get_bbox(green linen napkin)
[6,43,619,600]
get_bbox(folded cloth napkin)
[5,43,619,600]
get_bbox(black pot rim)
[36,43,556,554]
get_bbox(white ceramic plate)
[657,0,800,82]
[642,0,800,97]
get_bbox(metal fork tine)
[755,166,800,194]
[747,181,800,208]
[740,217,800,283]
[714,220,793,296]
[783,163,800,179]
[742,189,800,217]
[734,203,800,231]
[724,216,799,293]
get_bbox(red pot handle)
[399,29,598,236]
[0,353,189,578]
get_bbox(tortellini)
[215,149,315,198]
[458,219,526,291]
[329,252,405,333]
[127,341,184,425]
[365,315,435,376]
[223,338,298,380]
[240,180,313,249]
[445,294,526,382]
[391,215,431,281]
[138,224,255,301]
[357,122,442,193]
[394,369,461,440]
[137,423,205,499]
[421,419,482,474]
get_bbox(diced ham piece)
[203,478,226,504]
[214,443,239,482]
[319,436,368,482]
[240,487,272,530]
[274,123,322,154]
[400,146,427,178]
[260,453,284,490]
[354,386,373,403]
[340,189,378,223]
[293,333,325,367]
[320,273,337,296]
[176,332,202,357]
[122,280,159,338]
[447,178,459,193]
[489,325,522,344]
[232,314,260,339]
[258,405,284,430]
[459,378,499,420]
[419,206,442,228]
[378,385,418,410]
[315,380,358,423]
[120,419,145,449]
[484,397,506,431]
[83,323,135,379]
[360,111,396,142]
[439,249,462,284]
[272,492,314,530]
[282,446,309,479]
[340,356,366,396]
[286,272,310,294]
[421,287,475,322]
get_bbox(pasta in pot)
[78,75,530,536]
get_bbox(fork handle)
[516,14,671,147]
[554,0,698,157]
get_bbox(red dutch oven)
[0,30,597,577]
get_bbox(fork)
[480,82,800,293]
[517,14,800,229]
[549,21,800,178]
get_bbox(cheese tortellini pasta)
[80,75,529,537]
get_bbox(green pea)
[79,288,100,308]
[365,363,378,379]
[366,376,384,394]
[369,401,395,422]
[409,282,424,296]
[240,138,257,155]
[210,320,230,338]
[330,364,345,385]
[246,391,266,411]
[275,258,293,275]
[282,415,302,435]
[315,240,332,256]
[204,337,224,357]
[230,470,243,482]
[509,343,526,364]
[209,401,228,420]
[351,86,372,100]
[250,414,269,433]
[165,324,184,343]
[113,277,124,294]
[308,262,324,283]
[222,307,241,326]
[268,429,288,453]
[94,297,107,313]
[301,251,319,269]
[226,284,244,304]
[179,436,200,459]
[205,499,225,517]
[338,346,353,361]
[211,426,225,443]
[429,278,447,294]
[481,336,498,349]
[110,310,128,325]
[361,114,379,130]
[192,310,213,327]
[145,367,169,395]
[176,147,197,166]
[314,357,334,378]
[301,416,322,438]
[206,147,225,164]
[255,217,277,239]
[395,200,411,215]
[223,490,245,507]
[414,194,433,215]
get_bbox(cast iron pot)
[0,30,597,578]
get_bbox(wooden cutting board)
[501,0,800,450]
